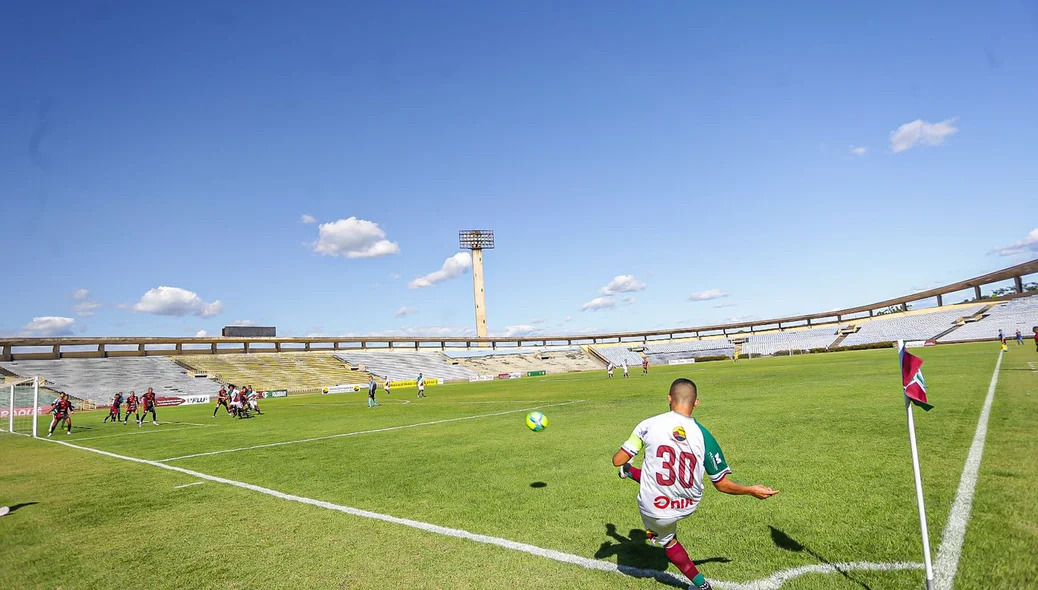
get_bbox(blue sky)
[2,1,1037,338]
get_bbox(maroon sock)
[629,466,642,483]
[665,541,701,582]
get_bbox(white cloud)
[713,302,737,309]
[367,325,474,338]
[395,306,418,318]
[726,315,754,323]
[580,296,616,312]
[501,325,542,337]
[229,319,256,326]
[531,318,547,324]
[74,301,102,317]
[889,118,959,153]
[688,289,731,301]
[131,286,223,317]
[389,273,401,280]
[850,145,867,156]
[409,252,472,289]
[300,214,317,224]
[22,316,76,337]
[600,275,647,296]
[72,288,89,301]
[564,316,573,322]
[311,217,400,259]
[621,296,636,305]
[991,228,1038,257]
[195,329,208,337]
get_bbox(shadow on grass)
[595,523,731,588]
[529,482,548,488]
[770,526,873,590]
[5,502,38,514]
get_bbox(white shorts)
[418,387,425,393]
[639,512,684,547]
[231,402,241,408]
[249,400,258,409]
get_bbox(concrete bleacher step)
[830,334,849,348]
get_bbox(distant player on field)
[417,373,426,398]
[1015,328,1023,346]
[384,376,391,395]
[612,378,778,590]
[367,377,379,408]
[621,360,629,378]
[247,386,262,415]
[124,391,139,424]
[47,393,74,437]
[139,388,158,426]
[606,362,614,378]
[103,392,123,423]
[642,358,649,376]
[999,330,1008,352]
[214,387,230,417]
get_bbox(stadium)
[2,258,1036,589]
[4,4,1038,590]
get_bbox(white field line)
[38,436,921,589]
[156,401,586,462]
[71,425,217,442]
[172,481,205,489]
[934,350,1002,590]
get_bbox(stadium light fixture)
[459,230,495,250]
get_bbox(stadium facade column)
[936,294,943,307]
[974,285,982,299]
[1014,275,1023,293]
[1,344,10,361]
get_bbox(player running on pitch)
[384,376,391,395]
[123,391,139,424]
[416,373,426,398]
[47,393,75,437]
[103,392,124,423]
[612,378,778,590]
[139,388,158,426]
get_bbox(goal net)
[0,376,41,437]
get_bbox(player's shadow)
[596,523,731,586]
[6,502,38,513]
[769,526,873,590]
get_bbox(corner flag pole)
[899,340,935,590]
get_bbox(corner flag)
[897,340,935,590]
[899,345,932,411]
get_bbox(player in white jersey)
[621,360,629,378]
[612,378,777,590]
[606,362,614,378]
[416,373,426,398]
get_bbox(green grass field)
[1,343,1035,589]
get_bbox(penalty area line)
[72,425,218,442]
[156,400,586,462]
[35,436,919,590]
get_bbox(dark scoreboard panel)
[221,326,276,338]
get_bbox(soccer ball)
[525,411,548,432]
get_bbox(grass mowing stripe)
[156,400,586,462]
[935,351,1003,590]
[39,436,919,590]
[71,425,217,441]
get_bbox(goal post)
[1,376,41,437]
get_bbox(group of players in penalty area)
[613,378,778,590]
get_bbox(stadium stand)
[937,296,1038,342]
[742,327,840,357]
[176,352,353,392]
[839,305,986,347]
[451,347,602,375]
[334,351,479,382]
[592,346,645,367]
[0,357,222,405]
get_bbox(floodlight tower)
[459,230,495,339]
